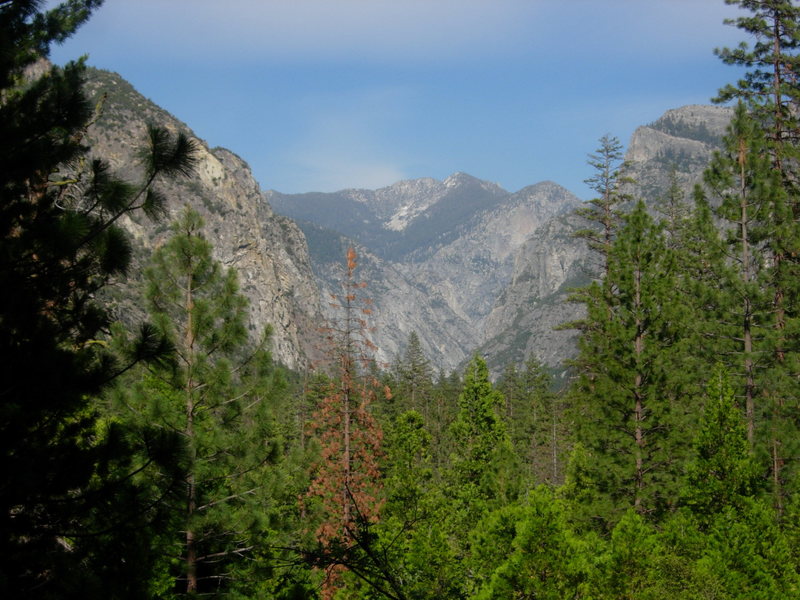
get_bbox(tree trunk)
[633,263,645,513]
[184,274,198,594]
[738,143,756,445]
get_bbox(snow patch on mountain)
[382,177,447,231]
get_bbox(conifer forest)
[7,1,800,598]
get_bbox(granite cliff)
[83,69,322,370]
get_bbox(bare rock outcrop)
[83,69,322,370]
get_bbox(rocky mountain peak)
[443,171,505,194]
[622,104,733,201]
[650,104,733,140]
[627,104,732,164]
[377,177,447,232]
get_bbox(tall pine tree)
[115,207,285,596]
[303,248,385,599]
[715,0,800,512]
[569,202,689,527]
[697,103,776,445]
[0,2,198,596]
[574,134,630,277]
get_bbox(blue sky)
[48,0,746,199]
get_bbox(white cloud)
[81,0,543,64]
[61,0,746,70]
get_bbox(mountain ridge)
[272,103,733,376]
[271,173,582,371]
[82,65,735,377]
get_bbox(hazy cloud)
[63,0,744,68]
[279,85,412,191]
[87,0,542,64]
[48,0,749,196]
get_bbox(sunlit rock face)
[84,69,322,370]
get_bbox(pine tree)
[303,247,385,599]
[596,509,662,599]
[471,488,592,600]
[715,0,800,176]
[574,134,631,276]
[679,368,798,597]
[569,202,688,527]
[448,354,520,514]
[699,103,776,444]
[394,331,434,420]
[426,368,461,472]
[498,358,562,484]
[116,207,284,596]
[683,366,760,521]
[658,187,734,415]
[0,2,198,595]
[656,167,692,248]
[566,134,633,420]
[715,0,800,513]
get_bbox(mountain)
[273,104,733,377]
[81,65,735,378]
[626,104,732,198]
[478,104,734,376]
[81,69,323,370]
[269,172,510,262]
[270,176,582,372]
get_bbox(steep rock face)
[479,104,734,376]
[403,181,581,325]
[83,69,321,370]
[272,176,580,372]
[625,104,732,199]
[481,213,594,373]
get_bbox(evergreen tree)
[715,0,800,174]
[393,331,434,421]
[0,2,198,596]
[656,167,692,249]
[383,411,432,521]
[679,376,799,598]
[657,187,735,417]
[574,134,630,276]
[425,368,461,474]
[115,207,285,596]
[498,357,562,484]
[682,366,760,522]
[716,0,800,513]
[472,488,593,600]
[448,354,520,515]
[699,102,776,445]
[595,509,662,600]
[303,248,385,599]
[694,499,800,599]
[569,202,689,527]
